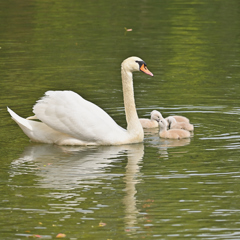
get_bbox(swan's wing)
[33,91,126,143]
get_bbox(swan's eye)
[136,60,147,69]
[140,64,147,72]
[136,60,153,76]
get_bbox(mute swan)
[139,110,162,128]
[158,119,190,139]
[8,56,153,145]
[166,116,194,131]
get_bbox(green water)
[1,0,240,239]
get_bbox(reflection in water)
[9,129,193,235]
[160,138,191,150]
[143,127,192,146]
[123,144,144,231]
[1,0,240,237]
[159,138,191,148]
[143,127,191,159]
[157,138,191,159]
[10,144,144,189]
[10,143,144,232]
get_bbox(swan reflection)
[11,144,144,189]
[10,133,190,233]
[10,143,144,232]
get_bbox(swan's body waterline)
[8,56,153,145]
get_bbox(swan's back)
[33,91,127,144]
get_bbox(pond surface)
[1,0,240,239]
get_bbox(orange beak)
[140,64,154,77]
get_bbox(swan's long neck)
[121,68,143,136]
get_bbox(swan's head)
[151,110,163,122]
[122,56,154,77]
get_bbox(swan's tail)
[7,107,85,145]
[26,115,38,120]
[7,107,33,131]
[7,107,51,143]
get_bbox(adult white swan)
[8,56,153,145]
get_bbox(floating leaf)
[124,27,133,32]
[99,221,106,227]
[56,233,66,238]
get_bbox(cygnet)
[158,119,191,139]
[166,116,194,131]
[139,110,163,128]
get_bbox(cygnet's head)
[158,118,168,129]
[121,56,154,76]
[151,110,163,122]
[165,116,177,128]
